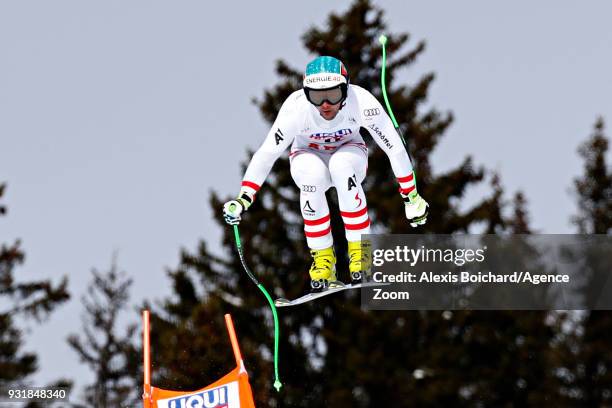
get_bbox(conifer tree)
[67,259,140,407]
[569,117,612,405]
[0,183,70,389]
[573,117,612,234]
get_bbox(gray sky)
[1,0,611,399]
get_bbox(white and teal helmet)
[303,56,349,106]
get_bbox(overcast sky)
[1,0,611,399]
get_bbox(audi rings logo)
[363,108,380,117]
[302,185,317,192]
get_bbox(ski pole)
[379,34,416,174]
[230,216,282,392]
[379,35,412,152]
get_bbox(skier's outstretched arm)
[223,97,297,225]
[356,87,429,227]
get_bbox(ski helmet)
[303,56,349,105]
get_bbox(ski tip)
[378,34,388,45]
[274,380,282,392]
[274,298,290,307]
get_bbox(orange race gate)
[142,310,256,408]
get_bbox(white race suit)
[240,85,416,249]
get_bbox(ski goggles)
[304,85,345,106]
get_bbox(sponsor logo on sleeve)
[363,108,380,117]
[274,129,284,145]
[367,124,393,149]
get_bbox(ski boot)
[348,240,372,284]
[309,246,344,292]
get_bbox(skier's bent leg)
[329,146,372,282]
[329,145,370,239]
[290,152,342,290]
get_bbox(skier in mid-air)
[223,56,428,292]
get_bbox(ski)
[274,281,389,307]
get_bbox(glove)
[401,190,429,227]
[222,191,253,225]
